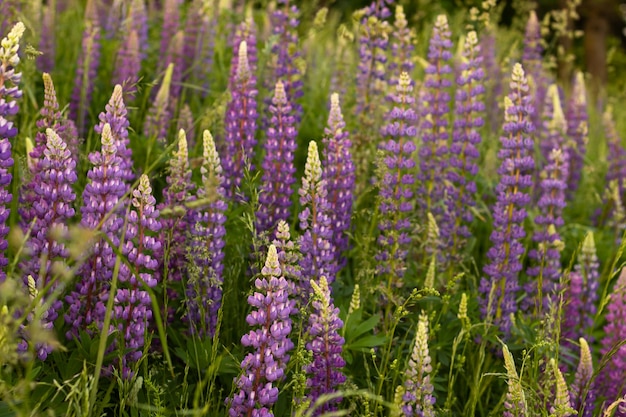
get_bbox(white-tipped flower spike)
[503,343,527,416]
[235,40,250,82]
[100,123,117,157]
[304,140,322,185]
[201,129,224,201]
[0,22,26,66]
[549,358,575,417]
[402,312,435,417]
[170,129,189,180]
[547,84,566,133]
[348,284,360,314]
[424,255,436,289]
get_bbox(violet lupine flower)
[183,0,217,96]
[159,0,179,65]
[256,80,296,236]
[446,30,485,253]
[599,267,626,403]
[164,30,184,106]
[69,1,101,134]
[522,11,545,131]
[0,22,25,283]
[65,123,126,338]
[21,129,77,360]
[304,276,346,416]
[128,0,148,59]
[388,5,415,90]
[158,130,194,301]
[223,40,257,200]
[268,0,303,124]
[227,244,295,417]
[479,63,535,338]
[570,338,596,417]
[525,147,568,316]
[94,84,134,184]
[186,130,227,337]
[402,312,436,417]
[143,63,173,144]
[418,14,453,217]
[502,344,527,417]
[114,174,161,378]
[322,93,355,269]
[565,72,588,197]
[37,4,55,73]
[298,141,336,299]
[376,72,417,283]
[229,18,257,90]
[112,28,141,99]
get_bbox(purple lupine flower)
[112,28,141,99]
[164,30,184,106]
[446,30,485,253]
[298,141,336,299]
[402,312,436,417]
[227,244,295,417]
[143,63,173,143]
[103,0,124,38]
[183,0,217,95]
[418,14,453,217]
[0,22,25,283]
[159,0,179,65]
[479,63,535,337]
[128,0,148,59]
[223,40,257,200]
[522,10,546,132]
[20,129,77,360]
[69,1,101,134]
[114,174,161,378]
[599,267,626,404]
[268,0,303,124]
[229,18,257,90]
[256,80,296,236]
[376,72,417,282]
[565,72,588,197]
[525,147,568,315]
[388,5,415,90]
[322,93,355,269]
[304,276,346,416]
[95,84,134,184]
[158,130,194,303]
[37,4,55,73]
[186,130,227,337]
[65,123,126,338]
[176,104,195,148]
[570,338,596,417]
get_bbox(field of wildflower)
[3,0,626,415]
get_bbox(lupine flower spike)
[322,93,355,268]
[186,130,227,337]
[184,0,217,91]
[256,80,296,236]
[376,72,417,287]
[227,244,295,417]
[565,72,588,197]
[143,63,173,144]
[570,338,596,417]
[522,10,545,130]
[114,174,161,378]
[503,343,527,416]
[37,4,55,73]
[549,358,575,417]
[223,40,258,200]
[298,141,335,299]
[388,5,415,90]
[401,312,436,417]
[304,276,346,416]
[0,22,25,282]
[112,27,141,98]
[480,63,534,337]
[159,0,180,64]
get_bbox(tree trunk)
[582,0,615,104]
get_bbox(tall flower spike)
[599,267,626,403]
[298,141,336,300]
[114,174,161,378]
[95,84,134,184]
[565,72,588,197]
[37,3,55,72]
[229,18,257,90]
[69,9,101,134]
[401,312,436,417]
[20,129,77,360]
[112,27,141,98]
[446,30,485,255]
[550,358,575,417]
[522,10,545,130]
[186,130,227,337]
[256,80,296,236]
[419,14,453,219]
[184,0,215,88]
[159,0,180,64]
[272,220,302,298]
[376,72,417,287]
[65,123,126,338]
[388,5,415,89]
[322,93,355,269]
[525,147,568,315]
[128,0,148,59]
[227,245,295,417]
[503,344,527,417]
[223,40,258,200]
[479,63,535,337]
[143,63,173,144]
[0,22,25,282]
[539,85,566,166]
[304,276,346,416]
[570,338,596,417]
